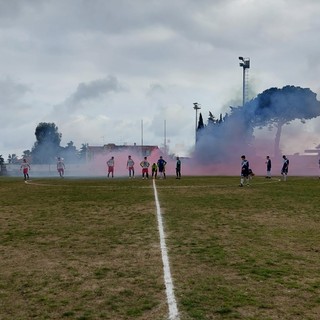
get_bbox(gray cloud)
[0,77,32,128]
[1,0,320,158]
[64,75,127,111]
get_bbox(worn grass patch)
[0,176,319,319]
[0,177,167,320]
[158,176,320,319]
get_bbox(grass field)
[0,175,319,320]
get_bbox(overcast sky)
[1,0,320,159]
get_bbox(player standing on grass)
[151,162,158,179]
[281,155,289,181]
[107,156,115,178]
[176,156,181,179]
[240,155,250,187]
[265,155,272,179]
[20,158,31,181]
[57,157,65,178]
[140,156,150,179]
[157,156,167,179]
[127,155,135,178]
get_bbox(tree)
[195,113,205,144]
[61,141,79,163]
[0,155,6,176]
[193,85,320,164]
[8,154,18,164]
[246,86,320,157]
[79,143,88,162]
[31,122,62,164]
[194,105,255,164]
[22,150,31,159]
[197,113,204,130]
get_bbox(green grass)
[0,176,319,319]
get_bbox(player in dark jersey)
[281,155,289,181]
[157,156,167,179]
[240,155,250,187]
[265,155,272,179]
[176,156,181,179]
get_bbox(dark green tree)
[196,113,205,143]
[32,122,62,164]
[22,150,31,159]
[197,113,204,130]
[0,155,6,176]
[248,86,320,157]
[79,143,88,162]
[61,141,79,163]
[8,154,18,164]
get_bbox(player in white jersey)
[126,155,135,178]
[140,156,150,179]
[107,156,115,178]
[20,159,31,181]
[57,157,65,178]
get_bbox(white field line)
[24,177,280,189]
[152,179,180,320]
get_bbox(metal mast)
[193,102,201,145]
[239,57,250,106]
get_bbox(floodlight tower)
[239,57,250,106]
[193,102,201,145]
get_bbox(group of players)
[19,154,320,182]
[240,154,290,187]
[106,155,182,179]
[19,155,182,180]
[20,157,66,181]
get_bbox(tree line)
[194,85,320,163]
[1,122,88,164]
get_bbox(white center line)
[152,179,180,320]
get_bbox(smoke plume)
[193,85,320,170]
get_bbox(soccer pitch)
[0,176,319,320]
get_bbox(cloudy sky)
[1,0,320,159]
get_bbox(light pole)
[239,56,250,106]
[164,119,167,154]
[193,102,201,145]
[141,119,144,155]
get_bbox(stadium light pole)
[239,56,250,106]
[141,119,144,155]
[164,119,167,154]
[193,102,201,145]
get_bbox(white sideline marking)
[152,179,180,320]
